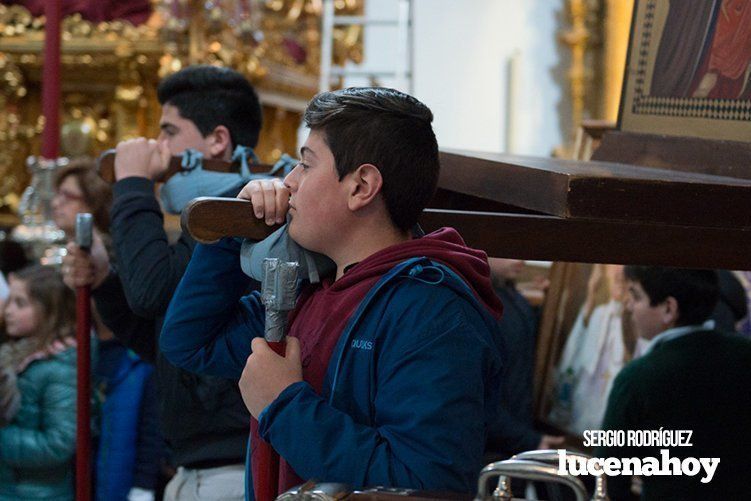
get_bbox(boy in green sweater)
[597,266,751,500]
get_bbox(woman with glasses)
[52,160,111,237]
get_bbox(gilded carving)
[558,0,633,156]
[0,0,365,219]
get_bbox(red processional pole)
[74,214,93,501]
[42,0,61,159]
[254,341,284,501]
[42,3,91,498]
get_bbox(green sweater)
[596,330,751,501]
[0,347,77,501]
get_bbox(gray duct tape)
[241,223,335,284]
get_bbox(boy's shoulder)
[368,258,499,342]
[616,330,751,390]
[381,258,483,307]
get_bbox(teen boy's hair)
[624,266,719,326]
[304,87,440,231]
[157,65,263,149]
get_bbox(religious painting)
[535,263,648,438]
[619,0,751,142]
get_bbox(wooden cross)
[183,131,751,270]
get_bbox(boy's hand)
[62,232,110,290]
[237,178,290,226]
[239,336,303,419]
[114,138,171,181]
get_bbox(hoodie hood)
[331,227,503,320]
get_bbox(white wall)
[343,0,566,156]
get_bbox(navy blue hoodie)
[161,227,505,498]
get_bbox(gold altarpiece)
[559,0,635,157]
[0,0,364,223]
[0,0,634,221]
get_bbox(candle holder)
[10,156,68,265]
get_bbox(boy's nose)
[283,164,302,192]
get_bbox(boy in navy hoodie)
[160,87,505,498]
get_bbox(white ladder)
[319,0,414,93]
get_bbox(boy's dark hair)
[157,65,263,149]
[624,266,719,326]
[304,87,439,231]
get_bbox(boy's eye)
[300,162,310,170]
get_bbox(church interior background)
[0,0,634,225]
[0,0,668,444]
[3,0,749,469]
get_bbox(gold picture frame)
[618,0,751,142]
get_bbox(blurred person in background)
[62,65,269,501]
[52,159,112,238]
[0,265,77,501]
[485,258,562,458]
[54,160,162,501]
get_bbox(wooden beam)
[439,150,751,229]
[419,209,751,270]
[180,198,751,270]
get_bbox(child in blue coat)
[0,265,78,501]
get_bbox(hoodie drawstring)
[407,264,445,285]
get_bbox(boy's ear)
[207,125,232,159]
[347,163,383,211]
[661,296,680,327]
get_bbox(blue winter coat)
[95,341,156,500]
[160,237,504,499]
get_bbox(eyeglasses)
[54,189,85,204]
